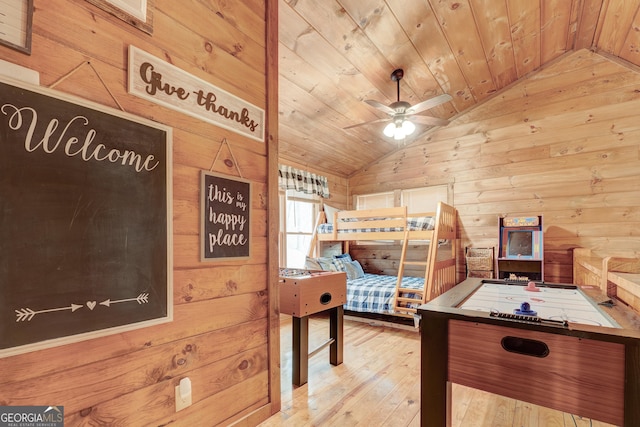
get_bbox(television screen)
[507,230,533,257]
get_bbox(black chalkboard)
[201,171,251,261]
[0,77,172,357]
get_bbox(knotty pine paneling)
[3,325,268,402]
[468,0,517,89]
[388,0,476,112]
[0,0,276,425]
[349,49,640,283]
[0,297,268,384]
[430,0,497,101]
[173,264,267,304]
[350,243,441,277]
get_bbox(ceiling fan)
[345,68,452,140]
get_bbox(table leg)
[292,315,309,386]
[420,313,449,426]
[625,341,640,426]
[329,306,344,366]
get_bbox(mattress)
[345,273,424,314]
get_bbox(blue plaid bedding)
[345,273,424,314]
[318,216,435,234]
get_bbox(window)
[356,191,395,210]
[279,190,319,268]
[401,186,448,213]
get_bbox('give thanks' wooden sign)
[128,45,264,142]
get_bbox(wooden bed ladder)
[393,202,455,317]
[393,226,436,317]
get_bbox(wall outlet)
[175,377,192,412]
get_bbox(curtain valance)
[278,165,330,198]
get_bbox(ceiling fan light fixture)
[383,122,396,137]
[393,123,405,140]
[402,120,415,135]
[347,69,451,134]
[383,119,415,140]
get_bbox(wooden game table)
[279,269,347,386]
[418,277,640,426]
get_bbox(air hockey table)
[418,278,640,426]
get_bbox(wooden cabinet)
[497,216,544,281]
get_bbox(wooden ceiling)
[278,0,640,177]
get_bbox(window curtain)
[278,165,330,198]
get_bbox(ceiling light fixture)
[344,68,451,135]
[383,118,415,140]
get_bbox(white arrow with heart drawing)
[99,293,149,307]
[15,304,83,322]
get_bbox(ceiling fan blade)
[343,117,390,130]
[407,94,453,115]
[410,115,450,127]
[364,99,396,115]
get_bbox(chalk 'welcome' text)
[1,104,159,173]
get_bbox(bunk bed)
[306,202,458,318]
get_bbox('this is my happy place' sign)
[200,171,251,261]
[128,45,265,142]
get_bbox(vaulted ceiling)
[278,0,640,177]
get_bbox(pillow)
[304,256,323,270]
[344,260,365,280]
[323,204,340,224]
[332,253,352,271]
[317,257,337,271]
[305,256,337,271]
[331,259,345,272]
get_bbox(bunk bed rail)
[332,206,408,240]
[318,205,441,242]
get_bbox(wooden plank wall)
[350,243,435,276]
[349,49,640,284]
[0,1,277,425]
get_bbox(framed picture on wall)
[0,0,33,55]
[200,171,252,262]
[0,75,173,357]
[86,0,154,34]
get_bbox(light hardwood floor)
[259,314,616,427]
